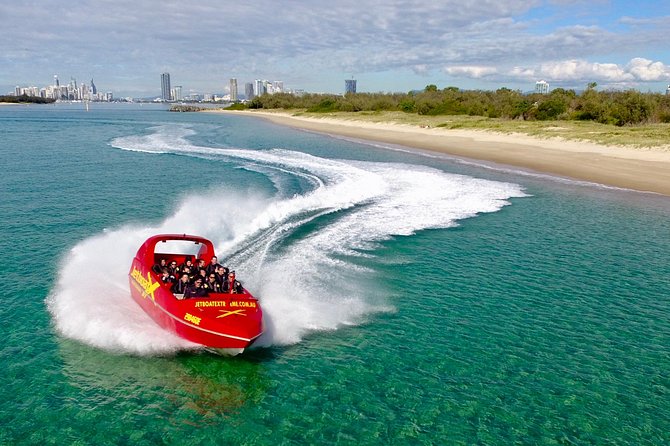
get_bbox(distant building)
[272,81,284,93]
[254,79,266,96]
[666,85,670,95]
[535,80,549,94]
[90,79,97,95]
[345,78,357,94]
[230,78,238,101]
[245,82,254,100]
[171,85,182,101]
[80,83,90,99]
[161,72,171,101]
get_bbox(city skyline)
[10,70,670,102]
[12,75,114,101]
[8,72,295,102]
[2,1,670,97]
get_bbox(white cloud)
[537,60,631,82]
[444,66,499,78]
[619,15,670,26]
[447,58,670,87]
[1,0,669,94]
[412,65,430,75]
[626,58,670,81]
[533,58,670,83]
[508,66,537,79]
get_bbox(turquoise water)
[1,103,668,445]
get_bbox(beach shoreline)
[208,109,670,196]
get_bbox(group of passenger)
[152,255,244,299]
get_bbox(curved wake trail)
[47,125,527,355]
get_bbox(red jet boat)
[128,234,263,355]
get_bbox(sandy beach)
[210,110,670,196]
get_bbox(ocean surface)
[1,103,668,445]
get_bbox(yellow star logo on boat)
[130,267,161,301]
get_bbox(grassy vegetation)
[257,110,670,149]
[227,84,670,149]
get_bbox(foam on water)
[48,125,527,355]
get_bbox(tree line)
[0,94,56,104]
[235,84,670,126]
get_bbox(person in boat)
[204,273,221,293]
[214,265,229,288]
[223,271,244,294]
[160,268,176,284]
[171,273,190,295]
[182,266,194,281]
[184,277,209,299]
[180,256,194,276]
[206,256,222,276]
[167,260,180,277]
[196,258,207,275]
[152,258,167,275]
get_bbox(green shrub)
[609,91,652,126]
[219,84,669,127]
[399,99,416,113]
[225,102,247,110]
[307,97,339,113]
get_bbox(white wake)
[47,125,527,355]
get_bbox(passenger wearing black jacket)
[179,257,195,278]
[204,273,221,293]
[214,265,229,289]
[167,260,180,277]
[152,259,167,275]
[160,268,176,284]
[171,273,190,296]
[223,271,244,294]
[206,256,222,276]
[184,278,209,299]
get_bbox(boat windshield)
[154,239,206,257]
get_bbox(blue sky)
[2,0,669,97]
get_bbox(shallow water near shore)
[1,103,669,445]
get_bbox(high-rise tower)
[161,73,172,101]
[245,82,254,100]
[230,78,238,101]
[345,78,356,94]
[254,79,265,97]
